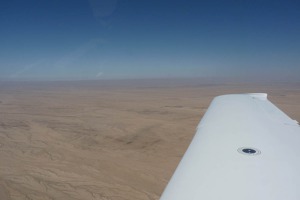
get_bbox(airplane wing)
[160,93,300,200]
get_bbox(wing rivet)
[238,147,261,156]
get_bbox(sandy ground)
[0,79,299,200]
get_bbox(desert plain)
[0,78,299,200]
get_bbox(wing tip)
[215,93,268,100]
[247,93,268,100]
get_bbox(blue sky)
[1,0,300,80]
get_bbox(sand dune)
[0,79,299,200]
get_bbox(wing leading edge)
[160,93,300,200]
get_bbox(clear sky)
[1,0,300,80]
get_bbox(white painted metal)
[160,93,300,200]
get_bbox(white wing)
[160,93,300,200]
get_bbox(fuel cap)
[238,147,261,156]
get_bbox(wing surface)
[160,93,300,200]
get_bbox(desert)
[0,79,299,200]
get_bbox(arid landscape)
[0,79,299,200]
